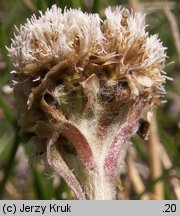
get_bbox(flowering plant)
[8,5,170,200]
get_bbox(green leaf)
[133,166,174,200]
[0,133,20,199]
[164,181,174,200]
[132,136,147,162]
[36,0,48,11]
[56,0,72,10]
[32,166,50,199]
[24,144,54,200]
[55,178,72,200]
[71,0,84,9]
[92,0,101,13]
[0,93,16,128]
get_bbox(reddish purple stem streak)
[104,97,145,175]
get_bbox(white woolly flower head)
[8,5,104,71]
[101,6,170,112]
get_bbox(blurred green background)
[0,0,179,200]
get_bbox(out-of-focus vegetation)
[0,0,179,200]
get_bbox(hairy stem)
[84,170,116,200]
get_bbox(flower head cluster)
[8,5,170,200]
[9,6,168,106]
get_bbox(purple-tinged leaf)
[47,137,86,200]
